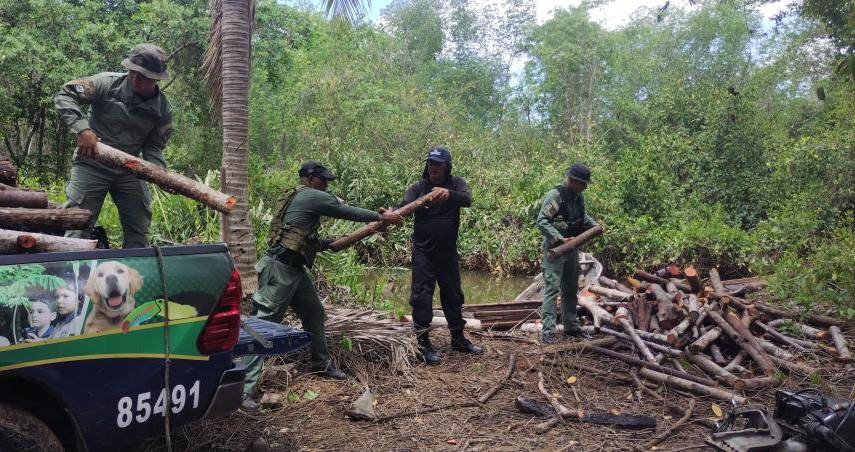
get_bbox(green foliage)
[0,265,64,308]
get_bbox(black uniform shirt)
[399,175,472,254]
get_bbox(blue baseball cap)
[425,146,451,163]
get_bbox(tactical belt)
[273,249,306,268]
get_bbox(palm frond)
[323,0,370,24]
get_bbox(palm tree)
[203,0,369,296]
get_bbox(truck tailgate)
[235,317,311,356]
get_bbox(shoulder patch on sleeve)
[65,79,96,98]
[546,199,559,218]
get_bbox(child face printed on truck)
[55,287,78,316]
[27,300,57,341]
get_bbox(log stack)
[541,264,851,402]
[0,161,97,253]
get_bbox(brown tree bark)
[683,266,703,293]
[685,352,745,389]
[0,228,97,253]
[689,327,722,353]
[635,269,692,292]
[639,368,746,404]
[0,160,17,186]
[0,185,48,208]
[705,306,776,376]
[547,224,604,260]
[0,207,91,230]
[614,307,657,363]
[829,326,852,361]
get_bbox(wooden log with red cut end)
[598,276,634,295]
[0,207,92,230]
[666,264,682,278]
[330,189,442,252]
[614,306,657,363]
[829,326,852,361]
[0,228,96,253]
[639,368,746,404]
[635,269,692,293]
[689,327,722,353]
[85,143,236,213]
[547,225,604,260]
[685,352,745,389]
[0,184,48,209]
[0,160,17,186]
[706,306,775,376]
[666,318,692,346]
[683,266,703,294]
[629,296,652,332]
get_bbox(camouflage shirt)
[536,187,598,249]
[55,72,172,168]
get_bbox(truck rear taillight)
[197,269,242,355]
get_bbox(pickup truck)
[0,244,310,451]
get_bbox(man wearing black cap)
[241,161,403,410]
[536,163,599,344]
[55,43,173,248]
[398,146,483,364]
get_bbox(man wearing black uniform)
[399,146,483,364]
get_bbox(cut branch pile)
[0,162,97,253]
[548,265,851,402]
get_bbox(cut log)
[599,327,684,358]
[742,376,777,389]
[705,306,775,376]
[0,228,97,253]
[724,351,747,372]
[0,160,17,186]
[330,189,441,252]
[755,321,808,352]
[589,285,631,301]
[639,368,746,404]
[685,294,701,323]
[685,352,745,389]
[614,307,657,363]
[689,327,721,353]
[709,268,726,294]
[547,225,604,260]
[635,269,692,292]
[649,284,683,329]
[577,290,613,328]
[758,340,794,361]
[723,310,777,376]
[829,326,852,361]
[598,276,634,295]
[0,207,92,230]
[629,296,652,332]
[710,345,728,366]
[768,354,818,376]
[683,266,704,293]
[666,318,692,346]
[515,397,657,429]
[0,187,48,209]
[585,345,716,387]
[85,143,236,213]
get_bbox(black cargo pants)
[409,248,465,332]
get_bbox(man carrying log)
[241,161,402,410]
[55,43,173,248]
[536,163,599,344]
[397,146,483,365]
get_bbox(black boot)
[311,362,348,380]
[417,330,441,365]
[451,330,484,355]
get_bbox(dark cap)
[121,43,170,81]
[565,163,592,184]
[425,146,451,163]
[298,161,337,180]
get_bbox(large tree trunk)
[0,185,48,208]
[220,0,257,294]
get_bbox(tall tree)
[204,0,258,294]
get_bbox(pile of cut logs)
[573,265,852,402]
[0,160,98,253]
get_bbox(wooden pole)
[0,186,48,209]
[0,228,97,253]
[614,307,657,363]
[328,190,442,252]
[829,326,852,361]
[85,143,236,213]
[586,345,717,387]
[547,225,604,260]
[639,368,746,404]
[705,306,775,376]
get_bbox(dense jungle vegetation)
[1,0,852,316]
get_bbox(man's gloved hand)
[319,238,334,251]
[77,129,100,157]
[429,186,450,204]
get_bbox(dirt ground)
[139,328,855,452]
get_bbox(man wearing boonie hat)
[240,161,403,411]
[536,163,599,344]
[55,43,173,248]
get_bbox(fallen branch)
[478,354,517,404]
[829,326,852,361]
[614,306,657,363]
[537,371,572,418]
[585,345,717,387]
[639,368,746,404]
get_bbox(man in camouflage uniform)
[242,162,403,410]
[536,163,599,344]
[55,43,173,248]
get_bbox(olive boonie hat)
[121,43,170,81]
[566,163,592,184]
[298,161,337,181]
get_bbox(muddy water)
[366,268,533,314]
